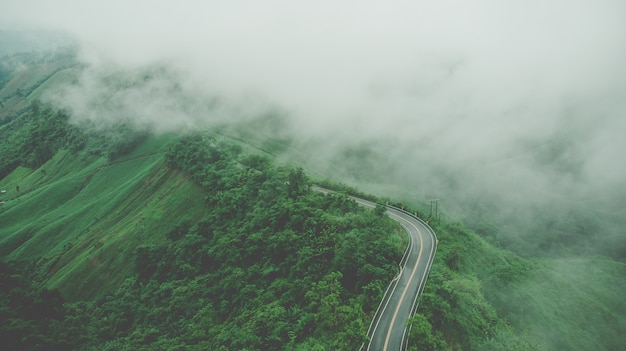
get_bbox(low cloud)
[2,0,626,235]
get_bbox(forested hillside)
[0,89,405,348]
[1,51,624,350]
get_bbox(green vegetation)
[89,135,403,350]
[1,261,73,351]
[1,53,624,350]
[0,101,200,299]
[408,221,626,350]
[1,95,404,349]
[0,49,77,120]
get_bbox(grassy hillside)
[0,49,78,120]
[0,133,206,300]
[492,257,626,350]
[408,220,626,351]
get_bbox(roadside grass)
[495,257,626,351]
[425,220,626,350]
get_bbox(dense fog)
[2,0,625,256]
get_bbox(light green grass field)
[0,135,206,300]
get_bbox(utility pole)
[429,199,440,220]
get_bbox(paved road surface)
[314,187,437,351]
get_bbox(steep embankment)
[0,135,207,300]
[411,220,626,351]
[1,55,207,300]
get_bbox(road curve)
[313,187,437,351]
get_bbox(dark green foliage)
[406,314,446,351]
[0,63,13,91]
[314,178,424,219]
[105,128,150,160]
[314,178,380,203]
[0,103,83,178]
[0,135,403,350]
[374,201,387,216]
[80,136,402,350]
[287,167,309,198]
[0,262,82,351]
[0,103,149,179]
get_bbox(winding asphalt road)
[314,187,437,351]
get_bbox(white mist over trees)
[2,0,626,251]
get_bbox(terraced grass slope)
[0,135,206,300]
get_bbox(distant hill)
[0,29,72,57]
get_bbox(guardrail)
[313,186,438,351]
[385,206,438,350]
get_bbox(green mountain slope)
[1,80,405,348]
[1,51,624,350]
[0,134,206,300]
[415,222,626,350]
[1,128,405,350]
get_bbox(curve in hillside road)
[313,187,437,351]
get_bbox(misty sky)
[2,0,626,209]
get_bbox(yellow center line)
[383,214,424,351]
